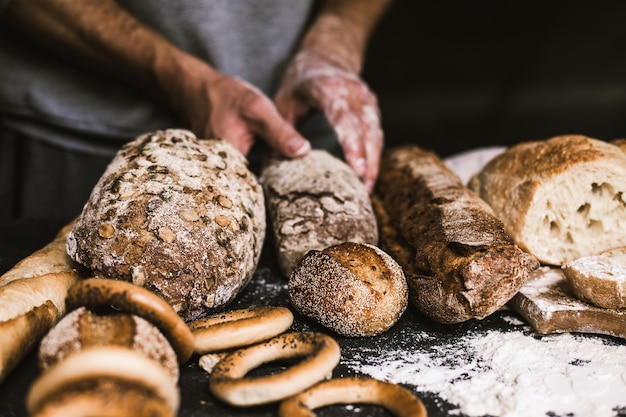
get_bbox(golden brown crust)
[0,220,77,287]
[38,307,179,379]
[288,242,408,337]
[209,332,341,406]
[190,306,294,354]
[65,278,193,364]
[469,135,626,265]
[0,220,79,383]
[374,145,539,324]
[27,347,179,416]
[30,377,174,417]
[509,267,626,338]
[562,246,626,309]
[0,301,57,381]
[278,377,427,417]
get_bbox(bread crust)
[288,242,408,337]
[469,135,626,265]
[67,130,265,321]
[0,220,79,383]
[373,145,539,324]
[562,246,626,309]
[260,150,378,277]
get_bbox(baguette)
[469,135,626,265]
[373,145,539,324]
[0,221,79,382]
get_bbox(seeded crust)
[39,307,179,380]
[260,150,378,277]
[67,130,265,321]
[373,145,539,324]
[288,242,408,337]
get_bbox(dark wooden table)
[1,218,625,417]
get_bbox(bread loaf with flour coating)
[67,129,265,321]
[373,145,539,324]
[260,150,378,277]
[469,135,626,266]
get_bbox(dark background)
[363,0,626,157]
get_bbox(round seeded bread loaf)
[288,242,408,337]
[67,129,266,321]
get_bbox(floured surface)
[345,321,626,417]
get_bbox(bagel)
[189,306,293,354]
[278,377,427,417]
[29,378,173,417]
[65,278,193,364]
[209,332,340,406]
[38,307,179,380]
[26,346,179,416]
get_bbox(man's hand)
[170,63,311,159]
[275,0,391,192]
[4,0,311,160]
[275,49,382,192]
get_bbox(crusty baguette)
[469,135,626,265]
[260,150,378,277]
[373,145,539,324]
[0,221,75,287]
[562,246,626,309]
[0,221,79,382]
[0,302,57,382]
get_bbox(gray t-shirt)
[0,0,313,155]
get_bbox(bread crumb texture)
[67,129,266,321]
[469,135,626,265]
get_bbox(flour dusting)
[345,326,626,417]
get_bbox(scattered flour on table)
[346,327,626,417]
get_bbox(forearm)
[301,0,392,73]
[3,0,217,106]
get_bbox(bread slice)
[509,266,626,338]
[562,246,626,309]
[469,135,626,265]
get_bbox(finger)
[333,111,368,181]
[210,116,256,156]
[244,94,311,158]
[360,101,384,193]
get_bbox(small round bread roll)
[67,129,266,321]
[288,242,408,337]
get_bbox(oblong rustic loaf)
[469,135,626,265]
[67,129,266,321]
[373,145,539,324]
[260,150,378,277]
